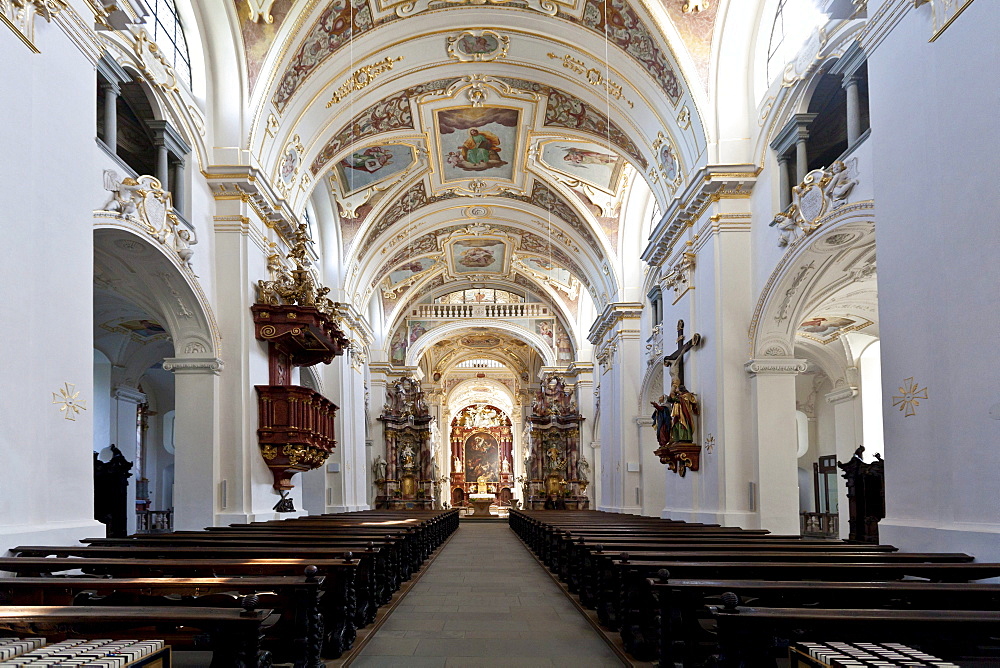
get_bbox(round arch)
[406,320,558,368]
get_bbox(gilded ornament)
[260,444,279,460]
[52,382,87,421]
[682,0,709,12]
[892,377,928,417]
[326,57,404,107]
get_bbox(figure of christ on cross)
[652,320,704,474]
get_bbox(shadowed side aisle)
[351,522,624,667]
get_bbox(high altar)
[526,375,588,510]
[376,377,434,509]
[449,404,514,510]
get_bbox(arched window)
[766,0,828,84]
[148,0,192,89]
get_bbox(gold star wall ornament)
[892,377,928,417]
[52,382,87,421]
[704,434,715,454]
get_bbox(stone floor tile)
[354,522,623,666]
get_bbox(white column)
[795,135,809,183]
[844,76,862,147]
[171,161,185,214]
[745,358,807,535]
[111,386,145,536]
[155,145,169,191]
[777,155,792,209]
[162,357,223,530]
[100,82,119,152]
[826,386,862,539]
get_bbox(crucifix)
[662,319,702,389]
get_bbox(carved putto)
[770,159,859,247]
[100,171,199,272]
[256,223,337,316]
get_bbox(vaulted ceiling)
[221,0,721,374]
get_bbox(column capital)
[770,113,819,154]
[829,40,868,80]
[147,120,192,157]
[744,358,808,376]
[825,386,860,404]
[96,53,130,87]
[113,385,146,404]
[162,357,224,375]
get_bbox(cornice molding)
[113,386,146,404]
[858,0,911,56]
[204,165,298,244]
[826,386,860,404]
[162,357,224,375]
[744,358,808,376]
[587,302,644,345]
[641,164,758,267]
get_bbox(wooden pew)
[0,575,325,666]
[708,603,1000,667]
[0,604,274,668]
[0,556,360,658]
[11,544,383,628]
[646,576,1000,665]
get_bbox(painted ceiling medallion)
[447,30,509,62]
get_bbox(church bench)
[81,535,407,595]
[554,538,897,588]
[640,577,1000,664]
[708,604,1000,667]
[598,558,1000,637]
[0,556,366,643]
[0,604,275,668]
[0,575,331,665]
[577,548,961,618]
[11,543,386,624]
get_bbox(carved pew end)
[657,568,671,583]
[304,565,319,581]
[720,591,741,612]
[240,594,260,617]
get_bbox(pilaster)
[162,357,223,530]
[745,358,808,534]
[826,385,861,538]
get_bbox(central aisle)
[351,521,623,667]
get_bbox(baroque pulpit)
[378,377,434,509]
[526,375,588,510]
[252,224,349,499]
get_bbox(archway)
[94,225,220,531]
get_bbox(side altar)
[376,377,435,510]
[525,375,589,510]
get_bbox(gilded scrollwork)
[256,223,339,317]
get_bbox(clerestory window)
[148,0,192,89]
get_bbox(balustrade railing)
[800,511,840,539]
[412,303,549,319]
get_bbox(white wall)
[869,1,1000,559]
[0,19,105,552]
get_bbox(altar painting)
[540,140,621,191]
[437,107,519,182]
[465,432,500,482]
[336,144,414,194]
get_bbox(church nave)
[351,523,623,667]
